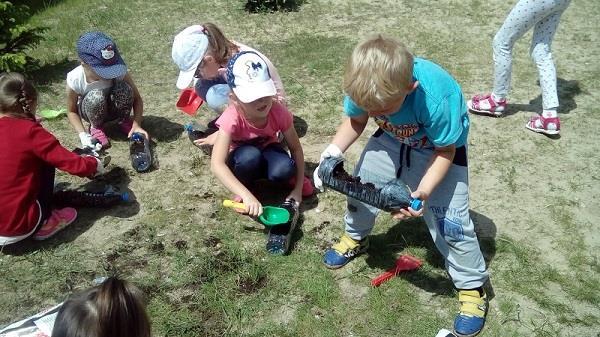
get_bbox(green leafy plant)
[0,1,47,72]
[244,0,302,13]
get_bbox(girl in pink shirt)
[211,51,308,218]
[172,23,286,148]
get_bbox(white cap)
[172,25,209,89]
[226,51,276,103]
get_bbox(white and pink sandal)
[525,115,560,135]
[467,93,507,117]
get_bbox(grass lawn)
[1,0,599,336]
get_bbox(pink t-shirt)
[216,101,293,150]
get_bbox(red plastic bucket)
[176,88,203,115]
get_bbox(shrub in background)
[0,1,47,72]
[244,0,302,13]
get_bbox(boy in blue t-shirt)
[313,35,489,337]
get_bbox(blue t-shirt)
[344,57,469,148]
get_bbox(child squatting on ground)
[52,277,151,337]
[313,35,490,337]
[171,23,286,147]
[468,0,571,135]
[210,51,309,254]
[66,31,148,150]
[0,73,105,246]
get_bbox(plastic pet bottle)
[184,121,217,155]
[184,122,208,143]
[129,132,152,172]
[317,156,422,212]
[53,185,129,208]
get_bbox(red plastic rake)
[371,255,423,287]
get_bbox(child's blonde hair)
[0,72,37,120]
[204,22,239,65]
[343,35,414,111]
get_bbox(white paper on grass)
[0,303,62,337]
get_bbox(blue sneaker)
[453,289,488,337]
[323,234,369,269]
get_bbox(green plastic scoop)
[222,199,290,226]
[38,108,66,119]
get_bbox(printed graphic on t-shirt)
[373,116,429,148]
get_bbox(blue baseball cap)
[77,31,127,79]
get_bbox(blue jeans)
[195,78,230,113]
[227,143,295,186]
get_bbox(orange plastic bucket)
[176,88,203,115]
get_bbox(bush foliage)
[244,0,302,13]
[0,1,47,72]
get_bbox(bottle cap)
[410,198,423,211]
[131,132,144,141]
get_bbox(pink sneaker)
[525,115,560,135]
[467,93,507,117]
[90,126,110,148]
[33,207,77,240]
[289,176,314,197]
[119,117,134,135]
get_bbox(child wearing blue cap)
[210,51,307,254]
[66,31,148,149]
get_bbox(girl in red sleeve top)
[0,73,103,246]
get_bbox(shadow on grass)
[249,160,319,254]
[141,115,184,143]
[293,115,308,138]
[504,78,582,116]
[20,0,65,14]
[28,58,79,92]
[1,167,140,256]
[104,115,184,144]
[364,210,497,297]
[102,115,184,172]
[244,0,305,13]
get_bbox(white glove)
[94,157,106,177]
[78,132,102,151]
[313,143,343,192]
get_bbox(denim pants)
[344,131,488,289]
[227,143,296,186]
[195,78,230,113]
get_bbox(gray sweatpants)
[492,0,571,110]
[78,80,133,128]
[344,132,488,289]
